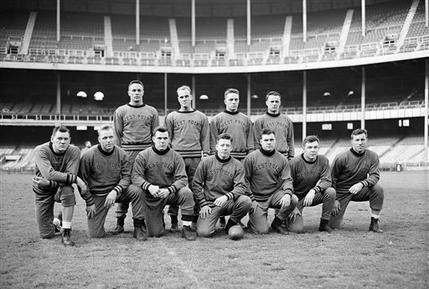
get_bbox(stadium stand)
[0,0,427,171]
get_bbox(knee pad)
[238,195,252,209]
[373,184,384,196]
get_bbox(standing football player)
[330,129,384,232]
[113,80,159,235]
[164,85,210,230]
[253,91,295,160]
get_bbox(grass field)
[0,171,428,289]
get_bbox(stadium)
[0,0,428,288]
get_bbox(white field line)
[160,240,208,289]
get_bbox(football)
[228,225,244,240]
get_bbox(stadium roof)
[2,0,405,16]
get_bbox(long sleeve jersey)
[33,142,92,204]
[132,146,188,195]
[209,111,254,159]
[164,110,210,158]
[331,148,380,194]
[289,154,332,199]
[113,103,159,152]
[192,155,247,207]
[243,149,293,202]
[253,112,295,159]
[79,145,131,200]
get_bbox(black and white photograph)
[0,0,428,288]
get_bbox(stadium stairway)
[21,11,37,54]
[104,16,113,57]
[337,9,354,59]
[169,19,180,57]
[396,0,420,52]
[378,135,406,160]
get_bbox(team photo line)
[32,79,384,246]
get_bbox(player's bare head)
[265,91,281,114]
[152,126,170,151]
[128,80,144,90]
[97,124,113,137]
[97,125,115,152]
[302,135,320,161]
[128,80,144,105]
[176,85,192,109]
[350,128,368,153]
[216,133,233,160]
[351,128,368,139]
[260,129,276,151]
[260,129,276,149]
[51,126,71,153]
[224,88,240,112]
[303,135,320,147]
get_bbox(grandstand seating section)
[0,1,427,170]
[0,0,427,63]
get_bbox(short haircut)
[51,125,70,138]
[217,132,233,143]
[261,128,275,138]
[97,124,113,136]
[351,128,368,139]
[302,135,320,146]
[128,80,144,89]
[153,126,168,135]
[265,90,281,101]
[224,88,239,97]
[177,85,191,94]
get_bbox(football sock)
[182,221,192,227]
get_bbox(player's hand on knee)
[280,194,291,208]
[288,207,301,223]
[199,205,212,219]
[86,204,96,219]
[214,195,228,207]
[331,200,341,216]
[303,189,315,207]
[349,182,363,194]
[104,190,117,208]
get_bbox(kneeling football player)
[286,135,336,233]
[244,129,297,234]
[131,127,197,241]
[79,125,146,240]
[193,133,252,239]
